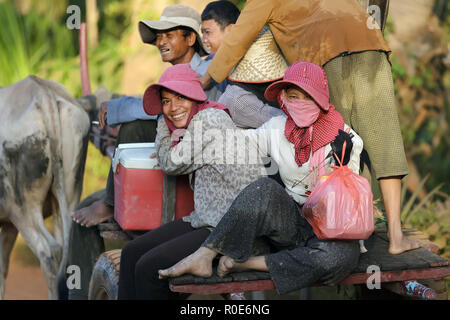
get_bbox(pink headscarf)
[142,64,231,145]
[266,61,344,167]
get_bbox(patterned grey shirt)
[218,85,285,129]
[155,108,265,229]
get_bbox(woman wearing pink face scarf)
[159,62,365,295]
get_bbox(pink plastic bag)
[303,142,374,240]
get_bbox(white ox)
[0,76,90,299]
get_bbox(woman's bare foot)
[158,247,218,279]
[71,200,113,228]
[217,255,269,277]
[217,256,247,277]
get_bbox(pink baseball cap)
[264,61,330,111]
[143,64,207,115]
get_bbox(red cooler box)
[113,143,194,230]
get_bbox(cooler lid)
[112,143,160,173]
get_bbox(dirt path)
[4,236,48,300]
[4,260,48,300]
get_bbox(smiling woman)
[161,90,194,129]
[116,63,265,300]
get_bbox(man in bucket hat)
[68,4,227,300]
[71,4,220,229]
[139,4,209,60]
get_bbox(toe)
[158,268,173,279]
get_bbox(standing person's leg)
[118,219,206,300]
[325,51,419,254]
[72,119,157,227]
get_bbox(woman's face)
[285,87,312,102]
[161,89,195,128]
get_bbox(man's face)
[201,19,233,53]
[155,29,195,65]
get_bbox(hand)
[331,129,353,166]
[200,73,213,90]
[97,101,108,130]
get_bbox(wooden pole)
[79,23,92,96]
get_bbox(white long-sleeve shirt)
[244,115,364,205]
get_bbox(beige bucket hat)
[228,26,289,83]
[139,4,209,56]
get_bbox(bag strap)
[333,140,347,168]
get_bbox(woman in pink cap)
[117,64,264,299]
[159,62,365,295]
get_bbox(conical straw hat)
[228,26,288,83]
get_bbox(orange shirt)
[208,0,390,83]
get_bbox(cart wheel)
[88,249,121,300]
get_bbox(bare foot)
[217,256,249,277]
[158,247,217,279]
[388,234,422,255]
[71,200,113,228]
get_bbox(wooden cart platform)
[168,228,450,299]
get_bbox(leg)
[159,177,313,278]
[217,255,267,277]
[9,205,63,299]
[348,53,416,254]
[380,177,421,254]
[326,51,414,254]
[265,237,360,295]
[67,221,105,299]
[72,119,157,227]
[67,189,105,300]
[118,219,206,299]
[0,223,18,299]
[134,227,210,300]
[204,177,312,260]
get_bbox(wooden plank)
[98,221,121,231]
[171,280,275,295]
[339,266,450,285]
[99,230,129,241]
[354,232,445,273]
[170,266,450,295]
[169,230,449,295]
[161,174,177,225]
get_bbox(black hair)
[201,1,240,30]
